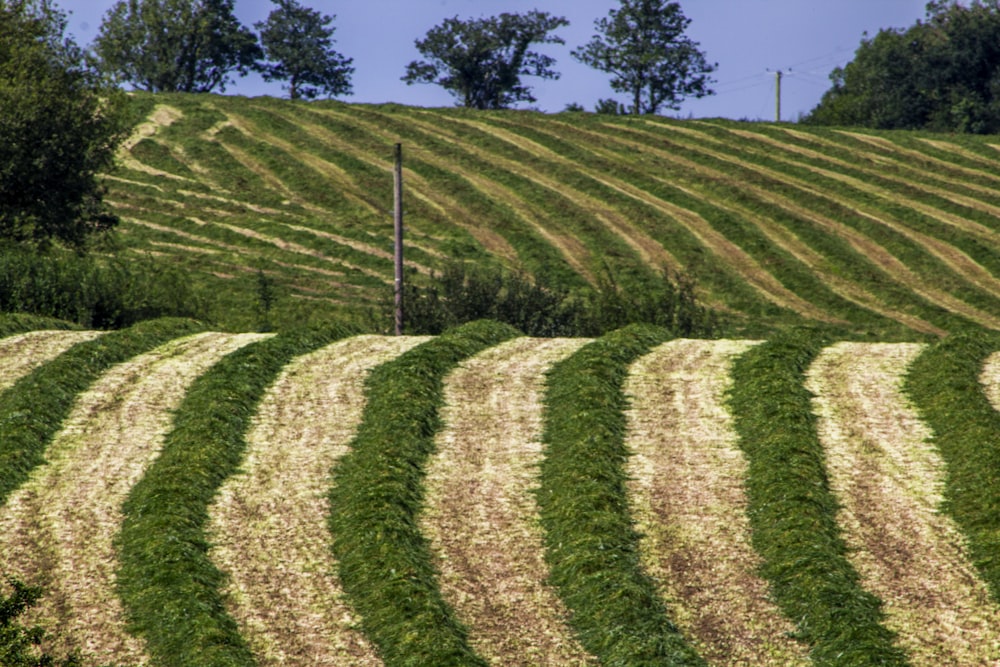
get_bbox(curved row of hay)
[108,94,1000,335]
[3,323,1000,664]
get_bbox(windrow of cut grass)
[807,342,1000,664]
[0,317,205,508]
[105,94,1000,335]
[538,324,706,665]
[115,323,357,667]
[727,330,907,665]
[624,338,810,665]
[0,331,266,665]
[906,330,1000,605]
[654,120,1000,329]
[422,336,594,666]
[207,334,428,667]
[328,320,520,667]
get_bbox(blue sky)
[57,0,929,120]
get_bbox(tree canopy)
[402,11,568,110]
[0,0,130,248]
[256,0,353,100]
[572,0,716,115]
[806,0,1000,133]
[93,0,260,93]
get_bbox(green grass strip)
[116,323,356,667]
[904,328,1000,603]
[0,313,79,335]
[537,324,705,666]
[0,317,204,508]
[329,319,520,667]
[728,329,908,666]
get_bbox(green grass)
[727,329,908,666]
[904,329,1000,603]
[115,323,356,667]
[0,317,205,508]
[538,324,705,666]
[328,320,520,667]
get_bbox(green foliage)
[538,324,705,665]
[728,330,906,665]
[0,312,78,335]
[329,320,520,666]
[0,317,204,508]
[572,0,716,115]
[0,244,206,329]
[806,1,1000,133]
[116,323,355,667]
[402,11,568,109]
[398,261,719,337]
[905,328,1000,603]
[94,0,260,93]
[0,577,81,667]
[255,0,353,100]
[0,0,130,247]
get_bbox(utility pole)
[393,143,404,336]
[775,70,783,123]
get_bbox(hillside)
[107,93,1000,336]
[3,319,1000,665]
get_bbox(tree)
[0,0,130,248]
[572,0,716,115]
[255,0,353,100]
[93,0,260,93]
[805,1,1000,133]
[402,11,568,110]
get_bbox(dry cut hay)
[207,334,428,667]
[421,336,596,666]
[0,330,103,393]
[624,338,810,666]
[979,351,1000,410]
[0,331,267,665]
[807,342,1000,665]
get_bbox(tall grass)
[115,323,356,667]
[538,324,705,665]
[329,320,520,666]
[904,329,1000,603]
[0,317,204,508]
[728,330,908,665]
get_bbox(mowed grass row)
[107,94,1000,336]
[8,323,1000,665]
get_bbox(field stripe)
[0,330,103,392]
[625,339,810,665]
[641,121,1000,330]
[422,337,594,665]
[208,334,427,666]
[565,120,943,335]
[0,331,265,664]
[807,342,1000,664]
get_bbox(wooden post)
[393,143,404,336]
[775,70,783,123]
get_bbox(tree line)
[92,0,717,115]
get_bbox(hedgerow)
[728,329,907,665]
[329,319,520,667]
[115,323,356,667]
[0,317,204,507]
[904,328,1000,602]
[537,324,705,666]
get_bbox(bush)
[395,261,719,337]
[0,245,205,328]
[0,577,80,667]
